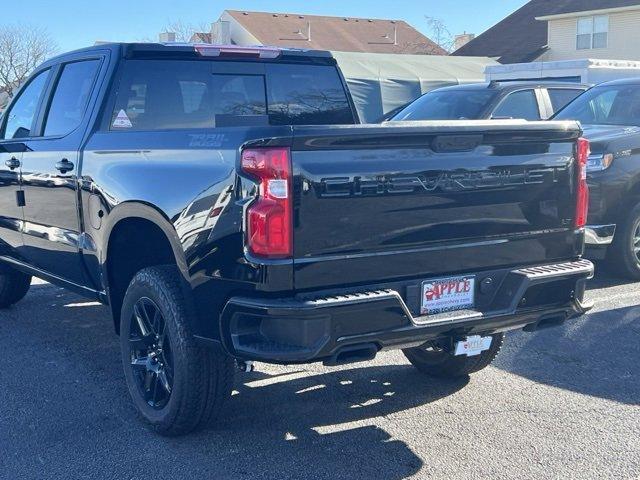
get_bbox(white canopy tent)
[331,51,499,123]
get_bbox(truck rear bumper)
[219,259,594,365]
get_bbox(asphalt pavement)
[0,266,638,479]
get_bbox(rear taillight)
[575,137,590,228]
[241,147,292,259]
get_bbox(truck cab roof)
[42,42,337,69]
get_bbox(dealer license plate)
[454,336,493,357]
[421,275,475,315]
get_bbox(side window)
[548,89,584,113]
[44,60,101,137]
[492,90,541,121]
[1,69,50,140]
[591,89,617,122]
[110,60,267,130]
[266,64,355,125]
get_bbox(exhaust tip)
[523,314,567,332]
[323,343,378,366]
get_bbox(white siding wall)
[542,10,640,61]
[219,11,262,46]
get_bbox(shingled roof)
[225,10,447,55]
[452,0,640,63]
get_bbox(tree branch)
[0,24,58,98]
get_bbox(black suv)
[554,78,640,279]
[388,81,588,122]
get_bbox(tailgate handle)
[432,135,483,152]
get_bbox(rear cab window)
[109,59,355,130]
[265,64,355,125]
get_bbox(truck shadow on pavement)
[0,282,472,479]
[207,366,468,479]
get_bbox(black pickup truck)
[0,43,593,435]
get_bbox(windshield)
[554,84,640,126]
[391,89,498,121]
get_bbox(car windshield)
[554,84,640,126]
[391,89,498,121]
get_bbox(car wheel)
[120,265,234,436]
[0,265,32,308]
[607,203,640,280]
[402,333,504,378]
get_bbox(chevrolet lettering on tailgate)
[319,167,563,198]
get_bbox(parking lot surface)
[0,268,638,480]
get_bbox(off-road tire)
[120,265,234,436]
[0,266,32,308]
[607,202,640,280]
[403,333,504,378]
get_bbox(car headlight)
[587,153,614,172]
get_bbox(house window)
[577,15,608,50]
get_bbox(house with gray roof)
[453,0,640,63]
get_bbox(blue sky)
[12,0,528,52]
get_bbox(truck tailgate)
[290,121,582,290]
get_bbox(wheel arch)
[102,202,190,333]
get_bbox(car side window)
[492,90,541,121]
[1,69,50,140]
[43,60,101,137]
[548,88,584,113]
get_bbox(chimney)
[454,33,475,51]
[212,20,231,44]
[159,32,176,43]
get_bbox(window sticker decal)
[112,109,133,128]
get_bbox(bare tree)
[0,24,58,98]
[159,20,212,43]
[424,16,455,53]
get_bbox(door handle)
[55,158,74,174]
[5,157,20,170]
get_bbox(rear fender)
[100,202,191,297]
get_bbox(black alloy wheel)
[121,266,234,435]
[128,297,174,409]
